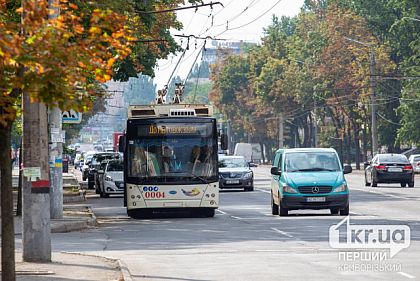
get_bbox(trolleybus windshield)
[127,121,218,184]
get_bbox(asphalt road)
[50,167,420,281]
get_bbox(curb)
[51,205,97,233]
[118,259,133,281]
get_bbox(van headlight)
[282,184,298,194]
[333,183,347,193]
[243,172,253,179]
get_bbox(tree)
[0,1,133,279]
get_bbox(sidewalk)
[4,166,132,281]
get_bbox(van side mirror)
[343,164,352,174]
[220,134,228,151]
[270,166,281,176]
[118,135,125,153]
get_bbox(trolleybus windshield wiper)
[182,171,209,185]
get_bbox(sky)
[152,0,305,90]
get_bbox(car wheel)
[245,186,254,192]
[330,208,339,215]
[371,175,377,187]
[340,204,350,216]
[401,182,407,187]
[364,173,370,186]
[408,181,414,188]
[271,192,279,215]
[278,194,288,217]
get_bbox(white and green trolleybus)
[121,102,224,219]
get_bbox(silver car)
[408,154,420,173]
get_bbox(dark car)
[218,155,254,191]
[365,153,414,187]
[87,152,121,189]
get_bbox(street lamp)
[344,37,378,156]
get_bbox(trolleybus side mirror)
[220,134,228,151]
[118,135,125,153]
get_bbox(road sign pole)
[49,107,63,219]
[48,0,63,219]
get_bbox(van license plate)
[226,180,239,184]
[306,197,326,202]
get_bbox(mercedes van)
[270,148,352,216]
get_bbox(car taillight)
[376,165,386,171]
[403,165,413,171]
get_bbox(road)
[46,167,420,280]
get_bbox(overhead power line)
[138,2,224,14]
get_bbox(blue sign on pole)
[62,109,82,124]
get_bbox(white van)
[234,143,252,162]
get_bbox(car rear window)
[413,156,420,162]
[379,154,408,163]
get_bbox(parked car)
[408,154,420,174]
[97,159,124,198]
[87,152,121,189]
[365,153,414,187]
[82,151,96,181]
[218,155,254,191]
[270,148,352,216]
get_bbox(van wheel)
[401,182,407,187]
[330,208,339,215]
[340,205,349,216]
[278,195,288,217]
[408,181,414,188]
[271,192,279,215]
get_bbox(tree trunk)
[0,123,16,281]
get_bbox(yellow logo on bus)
[182,188,201,197]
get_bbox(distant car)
[87,152,122,189]
[365,153,414,187]
[218,155,254,191]
[408,154,420,174]
[82,151,96,181]
[74,153,83,167]
[97,159,124,198]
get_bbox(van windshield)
[284,152,340,172]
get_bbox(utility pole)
[369,51,378,156]
[344,37,378,156]
[22,91,51,262]
[278,113,284,148]
[48,0,63,219]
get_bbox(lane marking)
[231,216,242,220]
[257,189,270,194]
[271,227,294,238]
[351,187,414,201]
[397,272,416,279]
[216,209,227,215]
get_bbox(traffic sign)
[62,109,82,124]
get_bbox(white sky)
[152,0,305,89]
